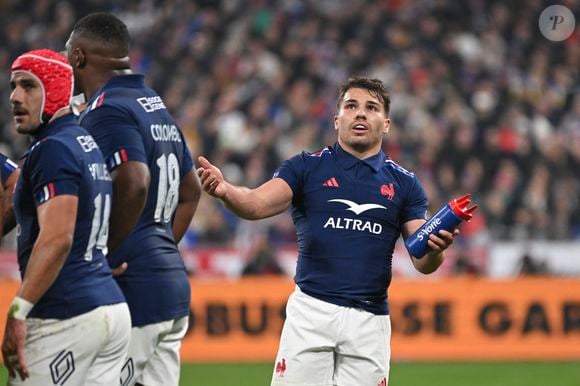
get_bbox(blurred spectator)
[518,253,549,276]
[241,237,284,276]
[453,254,480,276]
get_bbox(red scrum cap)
[11,49,73,123]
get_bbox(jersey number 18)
[154,153,180,223]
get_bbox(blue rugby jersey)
[14,115,125,319]
[274,143,428,315]
[79,75,193,326]
[0,153,17,185]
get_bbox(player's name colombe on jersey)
[150,123,182,142]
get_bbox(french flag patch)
[108,148,128,169]
[1,158,18,185]
[5,158,17,173]
[38,183,56,204]
[89,92,106,111]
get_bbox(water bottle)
[405,194,477,258]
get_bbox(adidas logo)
[322,177,339,187]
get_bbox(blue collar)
[81,74,145,121]
[32,114,77,141]
[22,114,78,159]
[332,142,386,173]
[100,74,145,90]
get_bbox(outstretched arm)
[197,156,293,220]
[402,219,459,274]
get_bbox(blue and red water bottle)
[405,194,477,258]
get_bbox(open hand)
[2,318,29,381]
[197,156,228,198]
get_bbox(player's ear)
[334,115,339,131]
[383,118,390,134]
[71,48,87,69]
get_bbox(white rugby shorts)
[271,287,391,386]
[9,302,131,386]
[120,315,189,386]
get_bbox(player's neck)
[338,140,381,160]
[49,106,72,123]
[112,69,133,76]
[83,68,131,101]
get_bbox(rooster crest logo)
[381,183,395,200]
[275,358,286,377]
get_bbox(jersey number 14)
[84,193,111,261]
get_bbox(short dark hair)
[337,77,391,116]
[72,13,130,56]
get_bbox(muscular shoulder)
[306,146,333,158]
[384,159,415,177]
[299,146,334,167]
[382,159,422,192]
[25,137,79,175]
[79,98,138,138]
[82,90,132,119]
[89,85,163,112]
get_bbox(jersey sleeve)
[272,152,306,198]
[0,152,18,185]
[27,140,82,206]
[401,176,429,224]
[81,106,147,172]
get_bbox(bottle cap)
[449,194,478,221]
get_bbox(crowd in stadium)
[0,0,578,253]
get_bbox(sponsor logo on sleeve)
[76,135,99,152]
[137,96,166,112]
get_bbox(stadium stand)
[0,0,578,277]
